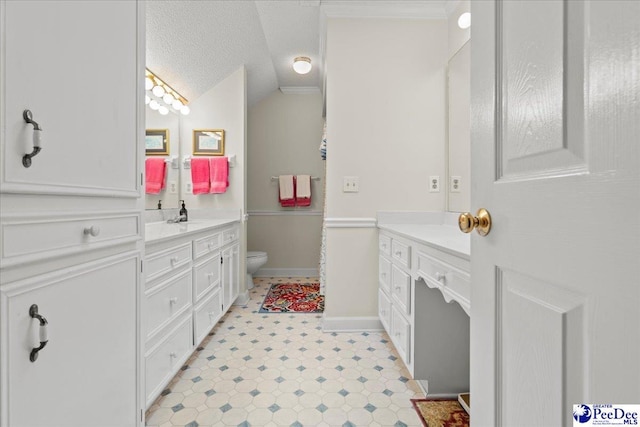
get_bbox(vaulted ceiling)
[146,1,451,107]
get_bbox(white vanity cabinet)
[144,221,240,408]
[378,216,471,397]
[0,1,144,426]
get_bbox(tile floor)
[145,277,424,427]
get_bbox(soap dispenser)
[179,200,188,222]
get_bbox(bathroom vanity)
[377,212,470,396]
[143,215,240,408]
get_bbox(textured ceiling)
[146,1,449,107]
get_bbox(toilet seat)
[247,251,267,259]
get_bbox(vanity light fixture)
[145,68,190,115]
[293,56,312,74]
[458,12,471,29]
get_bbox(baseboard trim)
[234,291,251,306]
[321,315,383,332]
[255,268,319,278]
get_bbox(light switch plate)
[343,176,359,193]
[429,176,440,192]
[450,176,461,193]
[169,181,177,194]
[185,182,193,194]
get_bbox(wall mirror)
[145,106,180,210]
[447,40,470,213]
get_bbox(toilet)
[246,251,268,290]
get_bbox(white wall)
[247,90,324,274]
[324,18,448,325]
[179,67,246,213]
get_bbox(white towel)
[279,175,295,201]
[296,175,311,199]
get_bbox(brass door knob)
[459,208,492,236]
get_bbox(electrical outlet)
[450,176,461,193]
[343,176,359,193]
[429,176,440,193]
[185,182,193,194]
[169,181,177,194]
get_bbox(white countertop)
[376,212,470,259]
[378,223,470,259]
[145,218,239,244]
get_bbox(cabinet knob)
[395,251,402,256]
[169,297,178,305]
[395,286,401,291]
[83,226,100,237]
[170,256,179,265]
[435,272,446,282]
[381,272,386,278]
[169,352,177,358]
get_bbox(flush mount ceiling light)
[293,56,312,74]
[145,69,190,115]
[458,12,471,29]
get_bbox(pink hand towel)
[191,158,210,194]
[279,175,296,207]
[295,175,311,207]
[210,157,229,194]
[145,158,166,194]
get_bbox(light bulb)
[172,99,184,110]
[145,95,151,105]
[293,57,312,74]
[180,105,190,116]
[158,106,169,115]
[163,93,175,105]
[458,12,471,29]
[152,85,165,97]
[149,100,160,110]
[145,77,154,91]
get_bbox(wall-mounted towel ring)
[22,109,43,168]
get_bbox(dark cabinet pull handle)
[29,304,48,362]
[22,109,43,168]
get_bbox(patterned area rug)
[412,398,470,427]
[259,282,324,313]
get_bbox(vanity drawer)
[193,254,221,302]
[391,264,411,316]
[391,240,411,269]
[146,243,192,284]
[391,305,411,365]
[144,269,192,341]
[379,235,392,256]
[194,288,222,346]
[222,226,239,245]
[145,314,193,407]
[193,232,222,260]
[379,256,391,294]
[378,288,391,333]
[1,213,139,265]
[417,252,470,306]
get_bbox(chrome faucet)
[166,214,187,223]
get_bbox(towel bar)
[270,176,320,181]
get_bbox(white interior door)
[470,1,640,426]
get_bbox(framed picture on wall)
[193,129,225,156]
[145,129,170,155]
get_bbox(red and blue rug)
[259,282,324,313]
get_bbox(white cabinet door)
[1,0,140,197]
[471,1,640,425]
[1,252,140,427]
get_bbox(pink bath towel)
[278,175,296,207]
[296,175,311,207]
[191,158,210,194]
[145,158,166,194]
[209,157,229,194]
